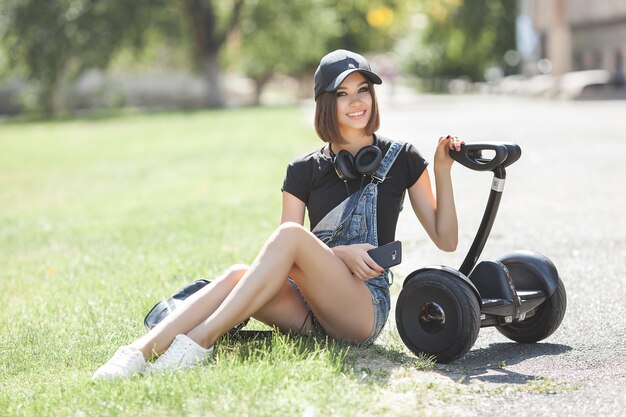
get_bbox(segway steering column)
[450,143,521,276]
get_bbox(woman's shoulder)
[288,147,325,166]
[376,135,420,156]
[286,147,330,178]
[376,135,398,148]
[377,135,429,176]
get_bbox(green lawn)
[0,108,437,417]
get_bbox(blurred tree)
[183,0,243,108]
[235,0,338,105]
[406,0,516,85]
[1,0,415,114]
[0,0,241,114]
[332,0,409,53]
[0,0,160,115]
[233,0,410,104]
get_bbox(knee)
[219,264,248,284]
[274,222,308,241]
[227,263,248,276]
[267,222,309,249]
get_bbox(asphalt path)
[376,88,626,416]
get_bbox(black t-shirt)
[281,136,428,246]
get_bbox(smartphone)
[367,240,402,269]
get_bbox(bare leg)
[130,222,376,360]
[252,280,314,334]
[130,264,248,359]
[187,222,375,348]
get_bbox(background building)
[519,0,626,85]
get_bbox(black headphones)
[329,139,383,181]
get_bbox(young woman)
[93,49,462,379]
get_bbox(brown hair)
[314,79,380,143]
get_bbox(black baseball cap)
[314,49,382,100]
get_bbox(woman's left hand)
[331,244,384,281]
[434,135,464,169]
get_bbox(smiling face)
[314,71,380,144]
[335,72,373,139]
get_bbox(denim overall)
[309,139,405,345]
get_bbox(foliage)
[403,0,517,84]
[330,0,411,53]
[0,0,243,114]
[0,0,518,114]
[0,0,165,115]
[233,0,411,103]
[234,0,338,103]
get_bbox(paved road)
[377,88,626,416]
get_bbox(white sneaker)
[147,334,213,374]
[92,346,146,380]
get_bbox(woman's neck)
[332,132,375,155]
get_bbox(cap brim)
[324,69,383,93]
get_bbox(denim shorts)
[288,273,390,346]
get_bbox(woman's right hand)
[434,134,463,169]
[331,244,385,281]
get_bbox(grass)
[0,107,569,416]
[516,376,576,395]
[0,107,423,417]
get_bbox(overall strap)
[371,139,405,184]
[339,140,404,219]
[312,138,406,241]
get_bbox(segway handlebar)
[450,143,521,171]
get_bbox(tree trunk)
[39,75,59,117]
[185,0,243,109]
[252,74,272,106]
[203,50,224,108]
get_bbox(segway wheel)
[396,271,480,363]
[497,278,566,343]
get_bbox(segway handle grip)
[449,143,508,171]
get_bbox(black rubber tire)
[396,271,481,363]
[496,277,566,343]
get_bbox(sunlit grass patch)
[0,106,560,417]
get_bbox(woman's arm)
[281,191,382,280]
[281,191,306,225]
[408,136,462,252]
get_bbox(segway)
[395,143,566,363]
